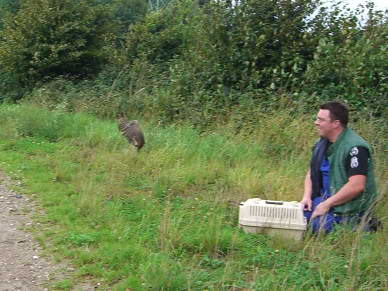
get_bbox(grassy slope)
[0,104,386,290]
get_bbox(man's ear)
[333,120,342,128]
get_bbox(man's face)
[314,109,339,139]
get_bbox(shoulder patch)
[351,156,359,168]
[350,147,359,156]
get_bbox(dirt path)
[0,171,94,291]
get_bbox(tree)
[0,0,112,86]
[0,0,21,28]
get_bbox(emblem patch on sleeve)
[351,156,359,168]
[350,147,359,156]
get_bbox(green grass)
[0,104,387,290]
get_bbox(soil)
[0,171,96,291]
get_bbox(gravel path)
[0,171,94,291]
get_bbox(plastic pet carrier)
[239,198,307,241]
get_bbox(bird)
[117,115,145,151]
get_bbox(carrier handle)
[265,200,283,205]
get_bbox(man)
[301,101,378,233]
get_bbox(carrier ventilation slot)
[249,206,298,219]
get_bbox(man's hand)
[310,175,366,220]
[311,201,331,219]
[300,197,312,211]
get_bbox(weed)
[0,104,386,289]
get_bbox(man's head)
[315,101,348,142]
[320,101,349,127]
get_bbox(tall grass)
[0,103,386,290]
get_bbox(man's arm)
[301,169,313,211]
[311,146,369,219]
[311,175,366,219]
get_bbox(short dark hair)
[320,101,349,127]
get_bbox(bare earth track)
[0,171,95,291]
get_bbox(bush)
[116,0,387,120]
[2,0,386,120]
[0,0,113,88]
[301,13,388,114]
[119,0,196,67]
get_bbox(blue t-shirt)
[320,157,330,198]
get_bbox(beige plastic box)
[239,198,307,241]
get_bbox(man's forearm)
[303,169,312,199]
[311,175,366,219]
[322,175,366,208]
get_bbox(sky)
[329,0,388,11]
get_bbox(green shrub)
[2,0,387,123]
[117,0,197,70]
[114,0,387,119]
[301,21,388,114]
[0,0,112,87]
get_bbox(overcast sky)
[329,0,388,10]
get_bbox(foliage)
[1,0,387,118]
[148,0,173,11]
[0,0,113,87]
[94,0,148,33]
[196,0,319,90]
[111,0,387,119]
[0,0,21,28]
[119,0,196,67]
[300,11,388,113]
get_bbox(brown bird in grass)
[118,116,145,151]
